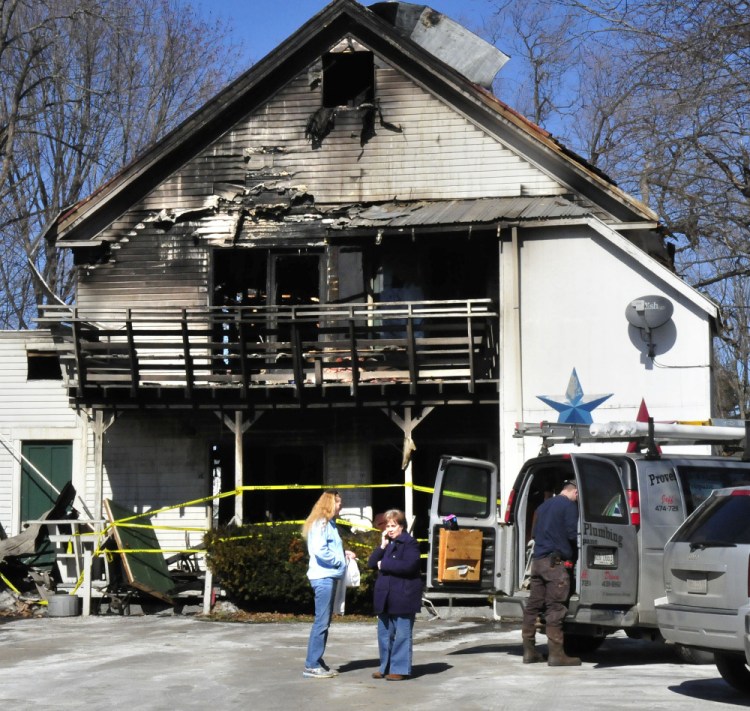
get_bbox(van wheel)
[563,634,605,655]
[675,644,714,665]
[715,652,750,692]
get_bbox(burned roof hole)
[322,52,374,108]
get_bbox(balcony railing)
[37,300,499,408]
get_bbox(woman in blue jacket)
[302,489,355,679]
[367,509,422,680]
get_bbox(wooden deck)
[37,300,499,409]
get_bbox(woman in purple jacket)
[367,509,422,680]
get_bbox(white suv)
[656,486,750,692]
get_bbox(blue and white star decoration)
[537,369,613,424]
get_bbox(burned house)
[5,0,715,552]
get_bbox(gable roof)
[49,0,658,247]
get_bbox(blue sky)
[192,0,495,68]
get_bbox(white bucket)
[47,594,80,617]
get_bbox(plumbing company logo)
[583,522,623,547]
[648,470,677,486]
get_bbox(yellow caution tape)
[103,480,434,530]
[412,484,435,494]
[109,489,240,524]
[113,523,208,532]
[238,483,406,491]
[0,569,20,594]
[105,549,205,555]
[442,488,488,503]
[110,483,404,524]
[61,478,440,590]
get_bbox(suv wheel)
[675,644,714,665]
[715,651,750,692]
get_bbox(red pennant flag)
[627,399,662,453]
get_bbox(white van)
[426,423,750,655]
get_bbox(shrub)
[204,523,380,614]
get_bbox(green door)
[20,441,73,522]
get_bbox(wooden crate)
[437,528,483,582]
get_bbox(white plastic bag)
[334,559,360,615]
[344,557,360,588]
[334,579,346,615]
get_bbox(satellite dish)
[625,295,674,358]
[625,295,674,330]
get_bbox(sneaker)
[319,662,338,676]
[303,667,336,679]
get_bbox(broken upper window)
[322,51,374,108]
[27,351,63,380]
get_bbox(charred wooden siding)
[153,58,564,208]
[77,220,210,311]
[75,46,562,311]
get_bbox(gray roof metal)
[345,196,592,227]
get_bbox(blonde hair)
[302,490,340,536]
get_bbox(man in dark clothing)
[521,480,581,666]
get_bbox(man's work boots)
[545,628,582,667]
[521,625,545,663]
[522,638,545,663]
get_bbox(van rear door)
[426,456,512,595]
[572,454,638,610]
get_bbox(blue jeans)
[377,613,415,675]
[305,577,336,669]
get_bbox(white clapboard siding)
[0,332,91,536]
[0,334,210,554]
[140,58,562,211]
[0,333,78,427]
[0,426,11,535]
[99,414,212,553]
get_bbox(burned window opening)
[322,51,374,108]
[305,49,403,151]
[27,351,62,380]
[72,242,111,267]
[213,249,267,309]
[212,249,323,372]
[367,233,497,304]
[271,253,322,309]
[213,249,323,309]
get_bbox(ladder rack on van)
[514,418,750,459]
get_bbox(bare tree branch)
[0,0,240,328]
